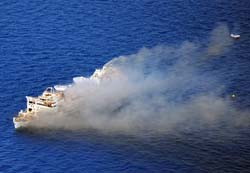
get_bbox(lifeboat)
[230,33,240,39]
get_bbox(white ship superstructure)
[13,87,65,129]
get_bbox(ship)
[230,33,240,39]
[13,64,121,130]
[13,86,66,130]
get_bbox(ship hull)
[13,118,30,130]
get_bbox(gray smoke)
[30,24,249,133]
[206,23,233,56]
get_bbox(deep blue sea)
[1,0,250,172]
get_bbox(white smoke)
[30,24,249,133]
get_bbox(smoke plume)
[30,24,249,133]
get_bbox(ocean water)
[1,0,250,172]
